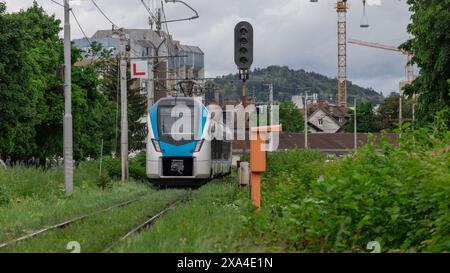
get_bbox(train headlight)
[194,139,204,153]
[151,139,162,152]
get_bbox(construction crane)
[336,0,348,109]
[348,38,415,85]
[311,0,369,110]
[348,38,417,125]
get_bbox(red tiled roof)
[233,133,399,152]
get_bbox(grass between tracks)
[0,160,151,243]
[1,189,187,253]
[114,174,257,253]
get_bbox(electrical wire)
[160,1,170,36]
[70,9,92,47]
[49,0,64,8]
[90,0,118,29]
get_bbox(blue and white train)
[146,97,232,187]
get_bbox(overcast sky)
[4,0,412,96]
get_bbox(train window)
[158,105,195,140]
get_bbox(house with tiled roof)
[307,102,350,133]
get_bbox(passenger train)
[146,97,232,186]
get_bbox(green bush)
[96,172,112,190]
[0,184,11,206]
[104,151,147,182]
[249,120,450,252]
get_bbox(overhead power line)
[160,1,170,36]
[70,9,92,47]
[90,0,118,29]
[49,0,64,8]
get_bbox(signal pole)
[399,91,403,132]
[268,83,273,126]
[235,21,253,158]
[354,98,357,152]
[304,91,308,149]
[63,0,73,195]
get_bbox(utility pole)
[354,98,357,152]
[119,29,129,181]
[268,83,273,126]
[399,90,403,132]
[304,91,308,149]
[412,93,416,128]
[63,0,73,195]
[147,47,155,111]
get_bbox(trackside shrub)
[104,151,147,182]
[247,114,450,252]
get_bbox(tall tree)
[376,93,413,131]
[401,0,450,125]
[96,55,147,152]
[0,3,62,161]
[0,3,120,164]
[279,101,304,133]
[344,102,378,133]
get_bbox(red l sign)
[133,63,146,76]
[130,61,148,79]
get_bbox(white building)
[307,103,350,133]
[73,29,204,100]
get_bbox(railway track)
[103,195,190,252]
[0,192,191,252]
[0,194,147,249]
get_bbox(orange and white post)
[249,125,282,211]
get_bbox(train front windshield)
[158,103,200,142]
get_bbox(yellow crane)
[348,38,415,86]
[336,0,348,109]
[311,0,369,109]
[348,38,417,125]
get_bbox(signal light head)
[234,21,253,70]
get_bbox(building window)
[318,118,323,125]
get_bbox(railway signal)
[234,21,253,71]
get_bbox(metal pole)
[268,83,273,126]
[412,93,416,128]
[354,98,357,152]
[242,79,247,157]
[304,91,308,149]
[63,0,73,195]
[146,48,155,178]
[99,139,104,176]
[119,30,129,181]
[399,92,403,132]
[242,79,247,108]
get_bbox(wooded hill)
[210,65,384,105]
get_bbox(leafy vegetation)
[0,3,146,164]
[401,0,450,126]
[2,189,186,253]
[279,101,305,133]
[103,151,147,182]
[246,117,449,252]
[345,101,378,133]
[376,93,414,131]
[211,65,384,105]
[0,161,151,243]
[114,176,255,253]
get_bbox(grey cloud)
[5,0,412,95]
